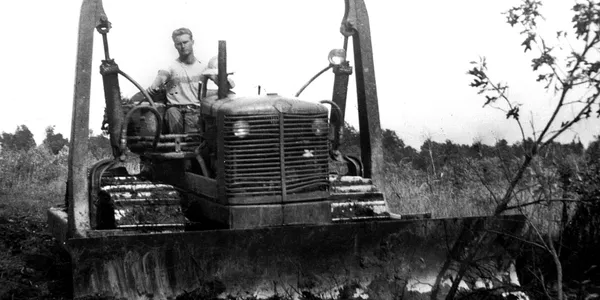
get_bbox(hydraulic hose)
[118,70,156,107]
[319,100,343,150]
[295,65,333,97]
[117,69,161,155]
[121,105,162,156]
[319,100,342,123]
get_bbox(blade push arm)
[333,0,384,188]
[68,0,108,237]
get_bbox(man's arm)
[147,69,170,96]
[129,69,170,104]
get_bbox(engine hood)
[201,93,328,117]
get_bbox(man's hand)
[149,70,170,92]
[201,68,219,82]
[204,56,235,88]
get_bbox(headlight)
[328,49,346,65]
[311,119,328,136]
[233,120,250,138]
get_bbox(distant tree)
[416,139,438,174]
[416,139,466,175]
[586,135,600,162]
[338,122,361,156]
[88,131,112,160]
[382,129,417,165]
[494,138,513,160]
[567,139,584,156]
[43,125,69,155]
[439,140,459,163]
[382,129,405,157]
[0,125,36,151]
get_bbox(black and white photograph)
[0,1,599,299]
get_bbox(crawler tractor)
[48,0,525,299]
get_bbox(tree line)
[3,123,597,172]
[0,125,111,159]
[340,123,596,175]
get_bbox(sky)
[0,0,598,149]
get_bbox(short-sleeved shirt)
[151,59,208,105]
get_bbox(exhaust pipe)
[218,40,228,99]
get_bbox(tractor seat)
[124,103,204,158]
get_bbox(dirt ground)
[0,207,71,300]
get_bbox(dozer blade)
[59,215,525,299]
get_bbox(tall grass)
[382,157,505,217]
[380,154,581,236]
[0,145,67,218]
[0,144,109,219]
[0,140,583,232]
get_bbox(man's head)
[172,28,194,58]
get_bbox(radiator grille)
[223,113,329,198]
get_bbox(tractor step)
[329,175,389,221]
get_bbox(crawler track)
[97,174,187,231]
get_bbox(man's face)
[173,34,194,57]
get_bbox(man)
[140,27,207,134]
[134,28,234,135]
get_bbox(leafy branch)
[434,1,600,299]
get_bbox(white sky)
[0,0,598,148]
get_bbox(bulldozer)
[47,0,526,299]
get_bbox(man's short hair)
[172,28,193,40]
